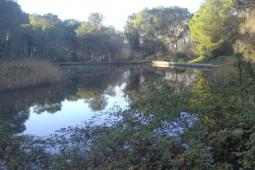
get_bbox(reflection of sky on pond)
[24,83,128,136]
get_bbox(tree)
[234,0,255,11]
[124,15,141,52]
[75,13,125,62]
[124,7,191,59]
[234,0,255,62]
[88,13,103,29]
[23,14,69,61]
[28,13,61,30]
[0,3,126,62]
[0,0,28,57]
[124,10,164,56]
[62,19,80,61]
[189,0,240,59]
[155,7,191,54]
[75,13,103,37]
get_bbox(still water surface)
[0,65,198,136]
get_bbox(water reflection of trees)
[121,64,255,169]
[0,65,194,140]
[67,66,126,111]
[125,66,199,107]
[0,66,127,137]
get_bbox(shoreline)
[0,60,221,92]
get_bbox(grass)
[0,58,64,91]
[188,55,208,63]
[188,55,238,66]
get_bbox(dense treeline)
[124,7,192,61]
[0,0,127,62]
[124,0,255,62]
[1,0,255,63]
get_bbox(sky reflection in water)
[24,83,128,136]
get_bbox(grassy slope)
[188,55,208,63]
[188,55,238,66]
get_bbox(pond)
[1,63,255,169]
[0,65,196,137]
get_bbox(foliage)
[189,0,240,59]
[124,7,191,59]
[0,0,28,58]
[234,0,255,11]
[75,25,126,62]
[0,1,127,62]
[188,55,208,63]
[28,13,61,30]
[235,1,255,62]
[75,13,103,37]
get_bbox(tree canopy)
[1,0,255,62]
[0,0,27,57]
[189,0,240,58]
[124,7,191,59]
[0,1,127,62]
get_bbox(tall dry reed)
[0,58,63,91]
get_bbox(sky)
[17,0,204,30]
